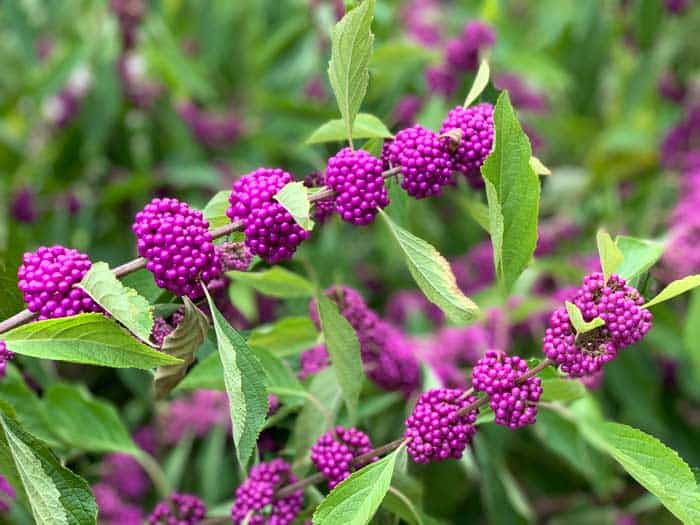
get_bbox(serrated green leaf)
[306,113,393,144]
[540,378,587,402]
[565,301,605,336]
[380,211,480,324]
[481,92,541,293]
[274,182,314,230]
[204,288,268,467]
[643,275,700,309]
[0,407,97,525]
[529,156,551,176]
[203,190,233,229]
[578,420,700,523]
[121,269,163,304]
[313,444,404,525]
[78,262,154,343]
[227,267,314,299]
[43,384,138,454]
[154,298,209,399]
[316,293,363,424]
[248,316,319,357]
[2,314,182,369]
[327,0,375,143]
[596,230,624,282]
[614,236,665,281]
[464,58,490,108]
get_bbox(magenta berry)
[227,168,292,224]
[216,241,252,272]
[0,341,15,379]
[0,475,14,513]
[303,172,335,223]
[361,321,420,395]
[325,148,389,226]
[133,198,221,299]
[404,388,478,464]
[310,426,374,489]
[299,344,330,379]
[244,200,310,264]
[231,459,303,525]
[150,318,173,348]
[472,350,520,395]
[439,103,494,187]
[385,125,454,198]
[148,493,206,525]
[17,245,100,320]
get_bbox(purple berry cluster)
[311,426,374,489]
[177,101,243,149]
[325,148,389,226]
[662,169,700,280]
[11,187,38,224]
[299,344,330,380]
[0,341,15,379]
[231,459,303,525]
[227,168,291,223]
[17,245,100,320]
[133,198,221,299]
[303,172,335,223]
[439,103,494,187]
[472,350,542,429]
[543,272,652,377]
[217,241,253,272]
[0,475,15,513]
[93,482,144,525]
[383,125,454,198]
[404,388,478,464]
[148,493,206,525]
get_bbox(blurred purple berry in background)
[11,187,38,224]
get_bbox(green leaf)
[43,384,138,454]
[382,486,424,525]
[274,182,314,230]
[227,267,314,299]
[481,91,541,293]
[578,421,700,523]
[565,301,605,336]
[327,0,375,143]
[0,366,56,446]
[380,211,480,324]
[306,113,393,144]
[154,298,209,399]
[0,258,25,320]
[540,378,587,402]
[596,230,624,282]
[313,443,404,525]
[529,156,551,176]
[0,407,97,525]
[316,293,364,424]
[175,351,225,391]
[643,275,700,309]
[464,58,490,108]
[614,236,664,281]
[204,288,268,467]
[121,269,163,303]
[248,316,319,357]
[78,262,154,344]
[2,314,182,369]
[203,190,233,229]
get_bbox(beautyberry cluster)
[325,148,389,226]
[0,341,15,379]
[404,388,478,464]
[311,426,375,489]
[217,241,253,272]
[133,198,221,299]
[17,245,100,320]
[148,493,206,525]
[472,350,542,429]
[303,172,335,223]
[383,125,454,198]
[439,103,494,187]
[231,459,303,525]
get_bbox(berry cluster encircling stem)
[148,493,207,525]
[310,426,375,489]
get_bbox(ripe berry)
[217,241,253,272]
[311,426,374,489]
[385,125,454,198]
[244,201,310,264]
[404,388,478,464]
[325,148,389,226]
[133,198,221,299]
[439,103,494,187]
[299,344,330,380]
[17,245,100,320]
[148,493,206,525]
[226,168,292,224]
[303,172,335,223]
[0,341,14,379]
[230,459,303,525]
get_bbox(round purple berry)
[404,388,478,464]
[148,493,206,525]
[227,168,292,224]
[299,344,330,380]
[439,103,494,188]
[385,125,454,198]
[303,172,335,223]
[325,148,389,226]
[17,245,100,320]
[244,201,310,264]
[310,426,375,489]
[150,317,173,348]
[216,241,253,272]
[231,459,303,525]
[133,198,221,299]
[0,341,15,380]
